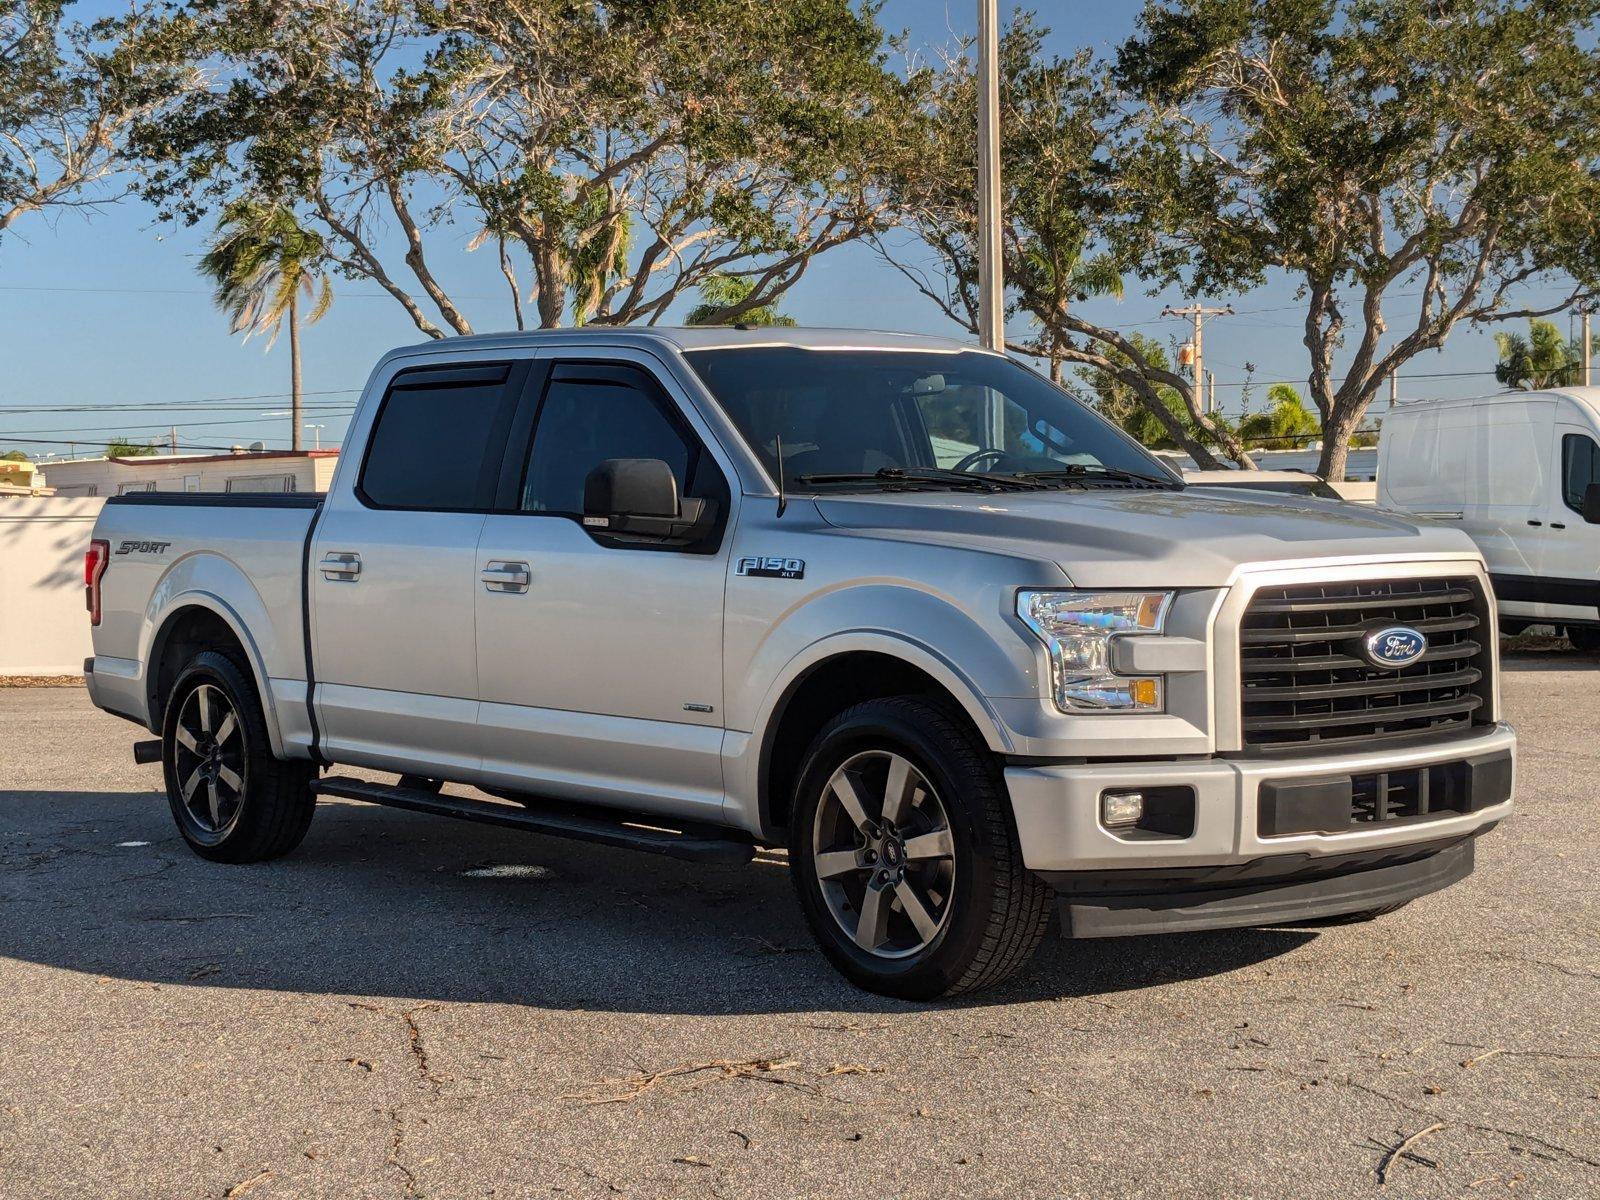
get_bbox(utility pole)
[1162,303,1234,410]
[1206,370,1217,416]
[1583,303,1593,388]
[170,426,178,455]
[976,0,1004,351]
[1389,369,1398,406]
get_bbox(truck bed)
[90,492,324,742]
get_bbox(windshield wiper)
[796,467,1046,493]
[1017,464,1180,489]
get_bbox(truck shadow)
[0,789,1316,1015]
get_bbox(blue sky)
[0,2,1564,461]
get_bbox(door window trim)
[505,358,730,553]
[354,360,528,513]
[1561,430,1600,514]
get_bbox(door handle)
[320,551,362,581]
[481,560,531,593]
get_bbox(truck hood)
[812,488,1480,588]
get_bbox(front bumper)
[1005,722,1516,873]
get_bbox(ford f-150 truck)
[84,328,1515,998]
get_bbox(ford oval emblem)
[1364,625,1428,668]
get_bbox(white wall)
[0,496,104,675]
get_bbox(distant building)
[0,456,53,495]
[38,449,339,497]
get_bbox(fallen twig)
[1378,1122,1444,1186]
[569,1056,800,1105]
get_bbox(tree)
[686,274,795,327]
[1238,384,1320,452]
[1114,0,1600,480]
[1,1,199,245]
[134,1,915,336]
[1494,318,1593,390]
[883,15,1252,469]
[106,438,157,457]
[1,449,27,460]
[200,200,331,451]
[1075,331,1232,451]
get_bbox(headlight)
[1017,590,1172,713]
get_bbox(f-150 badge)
[736,555,805,579]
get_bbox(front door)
[1536,425,1600,611]
[474,356,733,823]
[312,360,526,778]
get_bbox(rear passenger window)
[1562,433,1600,512]
[360,364,517,510]
[520,367,723,515]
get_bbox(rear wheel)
[1566,625,1600,655]
[788,697,1051,1000]
[161,650,316,862]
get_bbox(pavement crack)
[1344,1078,1600,1168]
[349,1001,447,1098]
[385,1107,421,1198]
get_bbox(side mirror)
[582,458,713,543]
[1584,482,1600,525]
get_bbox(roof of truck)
[393,326,990,356]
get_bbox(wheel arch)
[143,595,286,757]
[751,637,1013,841]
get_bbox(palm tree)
[1238,384,1321,451]
[686,274,797,326]
[1494,318,1591,390]
[1020,232,1123,383]
[200,201,331,450]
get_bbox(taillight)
[85,538,110,626]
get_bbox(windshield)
[683,347,1177,493]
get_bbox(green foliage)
[1494,319,1594,390]
[685,274,796,327]
[1,1,199,238]
[106,438,157,457]
[1238,384,1320,451]
[132,0,917,333]
[1,448,28,461]
[200,199,331,347]
[1113,0,1600,478]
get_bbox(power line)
[0,387,362,413]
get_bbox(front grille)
[1239,577,1493,755]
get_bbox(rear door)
[311,359,527,778]
[473,353,734,823]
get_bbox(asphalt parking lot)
[1,659,1595,1200]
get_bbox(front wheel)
[788,697,1051,1000]
[161,650,316,863]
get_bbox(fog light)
[1101,790,1145,828]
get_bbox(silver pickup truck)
[84,328,1515,998]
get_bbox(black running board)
[312,776,754,865]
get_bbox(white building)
[38,449,339,497]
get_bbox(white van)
[1378,388,1600,649]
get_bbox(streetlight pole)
[976,0,1004,352]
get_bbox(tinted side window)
[360,366,515,510]
[1562,433,1600,512]
[520,371,720,514]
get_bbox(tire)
[1566,626,1600,655]
[788,696,1051,1000]
[161,649,316,863]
